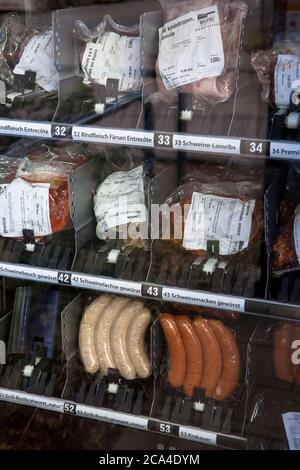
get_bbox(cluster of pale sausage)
[160,314,241,401]
[79,295,152,380]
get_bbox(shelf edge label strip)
[0,388,247,448]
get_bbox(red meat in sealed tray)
[156,0,247,105]
[13,144,89,237]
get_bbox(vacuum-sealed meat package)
[163,164,264,257]
[0,144,89,239]
[76,15,142,93]
[272,165,300,274]
[159,312,241,399]
[94,164,148,248]
[155,0,247,106]
[251,41,300,108]
[0,13,58,93]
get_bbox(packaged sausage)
[94,164,148,247]
[163,164,264,257]
[154,0,247,106]
[251,41,300,108]
[0,13,58,93]
[79,294,152,379]
[75,15,142,93]
[0,144,89,239]
[159,312,241,400]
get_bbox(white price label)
[72,126,154,148]
[0,263,58,284]
[162,286,245,312]
[0,388,64,413]
[71,273,141,297]
[173,134,241,155]
[270,142,300,160]
[179,426,217,445]
[76,404,148,430]
[0,119,51,138]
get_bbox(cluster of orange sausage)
[159,314,241,401]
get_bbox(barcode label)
[283,412,300,450]
[211,57,221,63]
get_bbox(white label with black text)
[270,141,300,160]
[162,287,245,312]
[76,404,147,430]
[0,119,51,138]
[158,5,225,90]
[283,412,300,450]
[14,30,59,92]
[82,32,141,91]
[94,166,146,239]
[0,388,64,412]
[179,426,217,445]
[0,263,58,283]
[0,178,51,237]
[173,134,241,154]
[71,273,141,297]
[183,192,256,255]
[275,54,300,108]
[72,126,154,148]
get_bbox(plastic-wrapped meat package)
[75,15,142,93]
[13,29,59,93]
[0,13,58,93]
[251,41,300,108]
[0,144,89,238]
[159,312,241,399]
[155,0,248,106]
[163,163,264,257]
[0,13,29,87]
[94,164,148,249]
[272,165,300,274]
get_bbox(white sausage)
[110,300,144,380]
[95,296,131,375]
[127,308,152,378]
[79,295,113,374]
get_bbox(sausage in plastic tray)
[159,312,241,401]
[79,295,152,381]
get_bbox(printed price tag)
[148,420,179,436]
[154,132,173,149]
[63,402,77,415]
[57,272,72,285]
[0,119,51,138]
[241,139,269,156]
[141,284,163,299]
[270,141,300,160]
[51,124,73,139]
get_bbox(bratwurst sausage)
[127,307,152,379]
[194,317,222,397]
[79,295,113,374]
[160,313,186,388]
[110,300,145,380]
[209,320,241,401]
[94,296,131,375]
[175,315,203,397]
